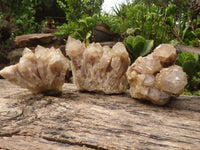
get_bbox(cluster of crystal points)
[0,45,69,94]
[66,36,130,94]
[126,44,188,105]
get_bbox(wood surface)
[0,79,199,150]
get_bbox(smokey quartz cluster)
[126,44,187,105]
[0,45,69,94]
[66,36,130,94]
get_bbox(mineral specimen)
[155,65,188,96]
[126,44,187,105]
[66,36,130,94]
[0,45,69,94]
[153,44,177,67]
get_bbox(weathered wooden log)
[14,33,54,48]
[175,44,200,56]
[0,79,200,150]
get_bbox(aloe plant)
[176,52,200,91]
[124,35,154,63]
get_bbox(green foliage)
[194,28,200,39]
[55,22,78,37]
[55,15,98,43]
[124,35,154,63]
[184,28,200,47]
[56,0,104,42]
[98,13,122,35]
[55,0,199,49]
[104,0,199,48]
[56,0,104,22]
[176,52,199,75]
[176,52,200,91]
[0,0,41,36]
[161,1,200,47]
[107,2,175,46]
[183,90,200,96]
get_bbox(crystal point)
[126,44,187,105]
[153,44,177,67]
[0,46,69,94]
[66,37,130,94]
[155,65,188,95]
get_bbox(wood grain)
[0,79,199,150]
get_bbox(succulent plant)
[176,52,200,91]
[176,52,199,77]
[124,35,154,63]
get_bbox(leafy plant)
[56,0,104,43]
[55,14,98,43]
[108,2,174,46]
[162,1,200,47]
[176,52,200,91]
[56,0,104,22]
[105,0,200,49]
[0,0,41,36]
[98,13,121,35]
[55,22,78,37]
[124,35,154,63]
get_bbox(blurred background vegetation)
[0,0,200,94]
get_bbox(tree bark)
[0,79,200,150]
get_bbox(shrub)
[56,0,104,22]
[176,52,200,91]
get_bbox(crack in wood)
[0,147,9,150]
[0,130,20,137]
[139,141,178,148]
[42,135,108,150]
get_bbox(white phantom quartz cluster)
[66,36,130,94]
[126,44,188,105]
[0,45,69,94]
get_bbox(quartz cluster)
[66,36,130,94]
[126,44,187,105]
[0,45,69,94]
